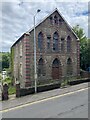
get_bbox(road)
[2,87,88,118]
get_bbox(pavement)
[0,82,88,111]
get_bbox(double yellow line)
[0,87,88,113]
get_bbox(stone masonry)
[11,9,80,88]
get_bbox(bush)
[3,77,12,85]
[0,74,2,80]
[8,86,16,95]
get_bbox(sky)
[0,0,89,52]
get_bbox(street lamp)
[34,9,41,93]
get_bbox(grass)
[8,86,16,95]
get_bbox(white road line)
[0,87,88,113]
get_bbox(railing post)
[2,83,9,100]
[16,81,20,98]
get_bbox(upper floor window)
[20,43,22,57]
[47,35,51,49]
[20,63,22,76]
[59,19,63,25]
[54,15,58,24]
[61,37,64,52]
[38,32,43,51]
[67,36,71,53]
[53,32,59,51]
[59,19,61,23]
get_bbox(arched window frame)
[53,32,59,51]
[20,43,22,57]
[52,58,60,67]
[47,35,51,50]
[67,58,73,75]
[67,36,71,53]
[38,32,43,51]
[38,58,45,77]
[54,15,58,24]
[50,16,53,24]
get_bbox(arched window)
[47,35,51,49]
[38,58,45,77]
[52,58,60,67]
[67,36,71,53]
[67,58,73,75]
[38,32,43,51]
[59,19,61,24]
[53,32,59,51]
[59,18,63,25]
[54,15,58,24]
[20,43,22,57]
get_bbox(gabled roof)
[26,8,79,40]
[12,8,79,48]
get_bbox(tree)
[73,25,89,70]
[87,39,90,68]
[0,52,10,71]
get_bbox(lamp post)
[34,9,41,93]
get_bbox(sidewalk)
[1,82,88,111]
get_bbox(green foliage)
[73,25,86,41]
[8,86,16,95]
[0,52,10,71]
[0,73,2,80]
[87,39,90,67]
[2,76,15,95]
[4,77,12,85]
[73,25,89,70]
[11,47,14,78]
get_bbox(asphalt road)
[2,87,88,118]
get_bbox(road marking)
[0,87,88,113]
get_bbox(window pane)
[47,36,51,49]
[38,58,45,77]
[53,32,59,51]
[54,15,58,24]
[67,58,73,75]
[38,32,43,51]
[67,36,71,52]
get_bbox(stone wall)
[80,70,90,78]
[11,10,80,88]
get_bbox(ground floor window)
[38,58,45,77]
[67,58,73,75]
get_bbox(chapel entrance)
[52,58,61,79]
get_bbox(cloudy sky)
[0,0,89,52]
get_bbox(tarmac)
[0,82,88,111]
